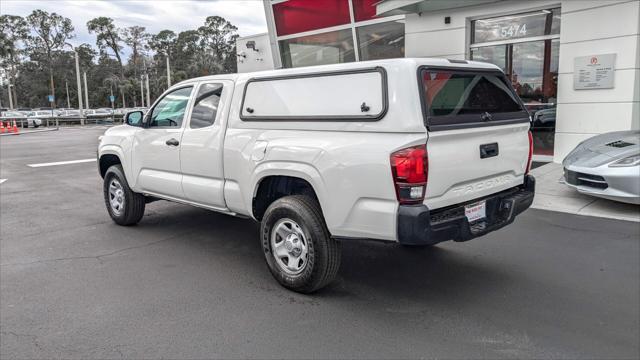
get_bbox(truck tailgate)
[425,123,530,210]
[418,67,531,210]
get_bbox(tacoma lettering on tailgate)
[451,175,512,196]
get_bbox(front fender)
[98,144,136,188]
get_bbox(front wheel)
[103,164,145,226]
[261,195,341,293]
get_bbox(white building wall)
[403,0,640,163]
[236,33,276,73]
[554,0,640,162]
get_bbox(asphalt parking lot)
[1,128,639,359]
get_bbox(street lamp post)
[70,47,84,125]
[83,72,89,111]
[145,73,151,108]
[140,75,145,108]
[65,81,71,108]
[7,84,14,109]
[166,53,171,87]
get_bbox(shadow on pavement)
[130,202,510,302]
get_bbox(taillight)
[390,144,428,205]
[525,131,533,174]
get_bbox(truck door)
[131,86,194,199]
[180,80,233,209]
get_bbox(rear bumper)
[397,175,535,245]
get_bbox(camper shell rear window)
[240,67,387,121]
[418,67,529,131]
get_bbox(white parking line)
[0,179,6,184]
[27,158,96,168]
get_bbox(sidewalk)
[530,162,640,222]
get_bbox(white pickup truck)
[98,58,535,293]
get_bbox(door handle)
[166,138,180,146]
[479,143,499,159]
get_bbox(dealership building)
[237,0,640,163]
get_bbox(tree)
[174,30,201,76]
[0,15,29,106]
[149,30,176,88]
[122,25,149,78]
[87,17,124,77]
[2,11,242,110]
[149,29,176,55]
[0,15,28,61]
[197,16,238,74]
[25,10,74,107]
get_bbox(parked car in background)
[27,111,56,127]
[97,108,114,114]
[532,107,556,130]
[1,111,42,128]
[563,130,640,204]
[59,109,81,117]
[28,110,55,118]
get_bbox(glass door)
[512,40,557,157]
[470,8,561,159]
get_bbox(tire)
[261,195,341,293]
[103,164,145,226]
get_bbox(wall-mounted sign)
[574,54,616,90]
[472,9,560,44]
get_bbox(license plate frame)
[465,200,487,223]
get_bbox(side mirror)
[125,111,144,127]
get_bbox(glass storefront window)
[279,29,356,68]
[356,20,405,61]
[511,41,545,102]
[352,0,389,22]
[470,45,507,71]
[472,9,560,44]
[550,8,561,35]
[273,0,351,36]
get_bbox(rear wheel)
[261,195,341,293]
[103,165,145,226]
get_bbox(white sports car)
[563,130,640,204]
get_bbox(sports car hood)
[563,130,640,168]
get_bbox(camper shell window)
[418,66,529,131]
[240,67,388,121]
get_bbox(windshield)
[420,68,528,130]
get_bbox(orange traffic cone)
[11,120,19,134]
[0,121,5,133]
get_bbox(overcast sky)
[1,0,268,52]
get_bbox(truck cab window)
[190,83,223,129]
[148,86,193,127]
